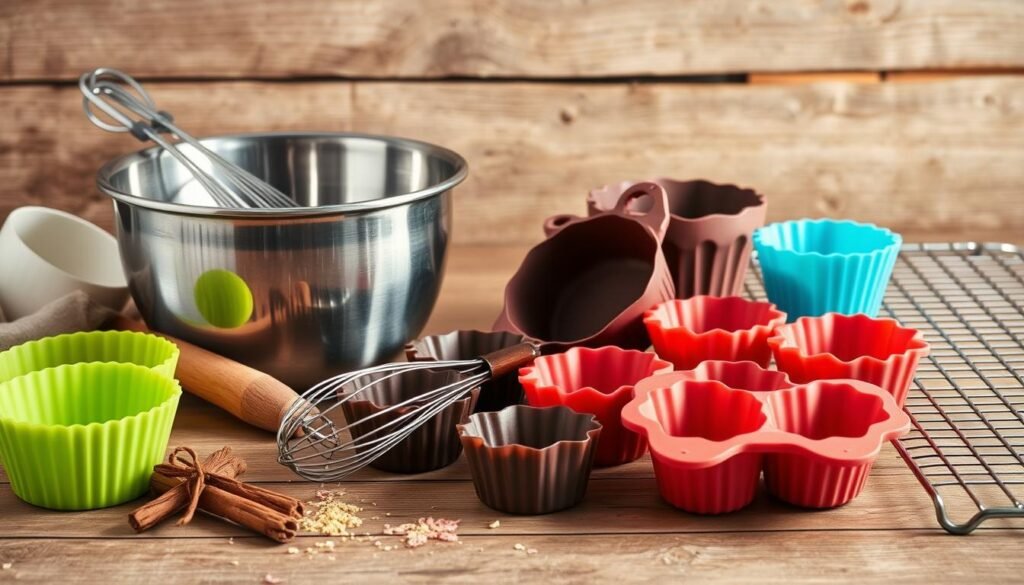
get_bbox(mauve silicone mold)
[767,313,930,407]
[458,405,601,515]
[622,373,909,513]
[338,369,479,473]
[588,178,766,298]
[406,329,528,412]
[644,296,786,370]
[518,346,672,466]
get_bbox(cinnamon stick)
[151,478,299,542]
[128,447,245,533]
[128,446,304,543]
[203,475,305,518]
[148,471,305,524]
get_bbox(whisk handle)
[480,342,540,378]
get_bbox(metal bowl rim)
[95,131,469,219]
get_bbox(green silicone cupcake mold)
[0,362,181,510]
[0,330,180,383]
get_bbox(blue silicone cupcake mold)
[753,219,901,320]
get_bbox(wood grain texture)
[1,532,1021,584]
[2,76,1023,244]
[4,0,1024,80]
[2,469,1018,539]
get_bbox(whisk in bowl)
[277,343,539,481]
[79,67,295,209]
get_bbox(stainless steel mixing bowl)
[97,132,467,389]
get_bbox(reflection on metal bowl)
[97,132,467,389]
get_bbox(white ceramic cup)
[0,206,129,320]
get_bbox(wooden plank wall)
[2,0,1023,244]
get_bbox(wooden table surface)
[1,243,1022,584]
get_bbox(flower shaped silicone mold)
[622,370,910,513]
[767,312,930,407]
[519,346,672,466]
[644,296,786,370]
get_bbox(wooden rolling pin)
[110,315,301,433]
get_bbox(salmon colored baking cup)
[458,405,601,515]
[644,296,786,370]
[518,346,672,466]
[406,330,528,412]
[622,374,910,513]
[767,313,930,407]
[338,369,479,473]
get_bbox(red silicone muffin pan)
[621,368,910,514]
[518,346,672,466]
[767,312,930,407]
[644,296,786,370]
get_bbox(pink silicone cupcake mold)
[644,296,786,370]
[518,346,672,466]
[622,373,910,513]
[767,312,930,407]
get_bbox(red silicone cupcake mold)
[518,346,672,466]
[622,371,910,513]
[767,312,930,407]
[673,360,796,392]
[644,296,786,370]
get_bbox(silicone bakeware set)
[368,178,929,516]
[0,176,928,521]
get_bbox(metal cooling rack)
[745,242,1024,534]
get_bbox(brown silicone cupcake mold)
[406,330,529,412]
[588,178,766,298]
[338,369,479,473]
[458,405,602,514]
[494,182,675,353]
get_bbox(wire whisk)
[277,343,539,481]
[79,67,295,209]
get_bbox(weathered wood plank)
[0,82,353,232]
[4,0,1024,80]
[0,532,1021,584]
[2,77,1023,244]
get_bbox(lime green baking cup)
[0,362,181,510]
[0,330,179,384]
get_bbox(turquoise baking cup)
[0,362,181,510]
[753,219,901,320]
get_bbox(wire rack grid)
[745,242,1024,534]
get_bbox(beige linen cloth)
[0,291,116,351]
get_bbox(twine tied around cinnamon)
[154,447,218,526]
[128,446,304,543]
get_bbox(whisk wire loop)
[276,346,539,482]
[80,67,295,209]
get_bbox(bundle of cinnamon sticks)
[129,446,304,543]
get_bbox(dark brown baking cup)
[457,405,602,514]
[406,330,528,412]
[589,179,766,298]
[339,369,479,474]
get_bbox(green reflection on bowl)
[194,269,254,329]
